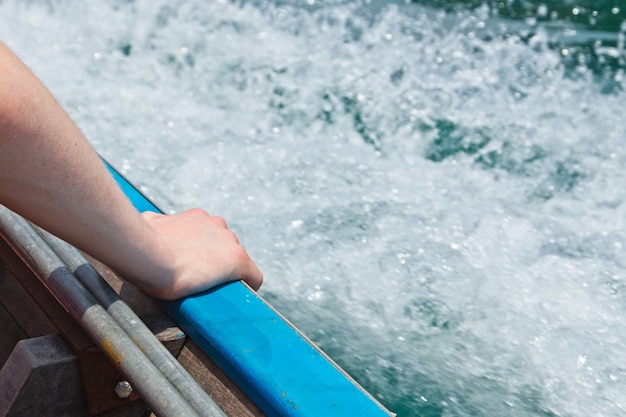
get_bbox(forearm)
[0,43,173,291]
[0,43,262,299]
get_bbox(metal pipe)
[0,205,201,417]
[33,224,227,417]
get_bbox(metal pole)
[0,205,201,417]
[33,224,227,417]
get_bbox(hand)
[0,42,262,301]
[139,209,263,300]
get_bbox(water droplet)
[537,4,548,18]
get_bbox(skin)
[0,42,262,300]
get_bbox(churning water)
[2,1,626,416]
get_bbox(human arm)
[0,42,262,300]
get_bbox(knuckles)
[184,208,228,229]
[208,215,228,228]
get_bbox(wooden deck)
[0,235,264,417]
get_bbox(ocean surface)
[2,1,626,416]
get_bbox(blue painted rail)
[106,163,394,417]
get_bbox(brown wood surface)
[0,264,56,338]
[177,340,266,417]
[0,301,25,367]
[0,230,266,416]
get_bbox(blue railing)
[106,162,393,417]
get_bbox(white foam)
[2,1,626,415]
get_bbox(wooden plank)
[0,236,151,415]
[0,333,154,417]
[0,263,58,367]
[1,232,259,416]
[77,255,263,416]
[0,236,94,353]
[0,334,88,417]
[177,339,265,417]
[0,265,56,339]
[0,301,25,367]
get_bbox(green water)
[2,1,626,416]
[413,0,626,78]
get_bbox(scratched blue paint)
[105,161,393,417]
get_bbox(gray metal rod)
[33,224,227,417]
[0,205,201,417]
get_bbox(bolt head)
[114,381,133,399]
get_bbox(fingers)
[197,211,262,290]
[141,210,163,221]
[180,208,229,229]
[145,209,230,230]
[243,265,263,291]
[146,207,263,293]
[181,209,239,244]
[242,259,264,290]
[206,214,228,229]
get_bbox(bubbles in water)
[2,1,626,416]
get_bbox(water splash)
[2,1,626,416]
